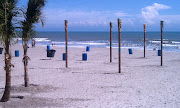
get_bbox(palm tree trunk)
[1,1,11,102]
[1,52,11,102]
[24,66,29,87]
[23,41,29,87]
[1,49,11,102]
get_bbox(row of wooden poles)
[64,19,164,73]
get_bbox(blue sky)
[18,0,180,31]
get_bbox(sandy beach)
[0,44,180,108]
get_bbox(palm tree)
[21,0,45,87]
[0,0,18,102]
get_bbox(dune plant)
[21,0,45,87]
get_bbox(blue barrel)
[0,47,3,54]
[63,53,66,60]
[86,46,90,51]
[15,50,19,57]
[82,53,87,61]
[47,50,56,57]
[158,50,161,56]
[47,45,50,50]
[128,49,133,54]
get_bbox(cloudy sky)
[18,0,180,32]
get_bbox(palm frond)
[21,0,46,41]
[0,0,19,46]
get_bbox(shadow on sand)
[39,59,51,60]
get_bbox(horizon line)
[36,31,180,32]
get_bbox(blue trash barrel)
[82,53,87,61]
[47,50,56,57]
[63,53,66,60]
[47,45,50,50]
[15,50,19,57]
[0,47,3,54]
[158,50,161,56]
[86,46,90,51]
[128,49,133,54]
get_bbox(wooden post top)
[65,20,68,27]
[118,19,122,28]
[161,21,164,28]
[110,22,113,28]
[144,24,146,31]
[144,24,146,28]
[118,18,121,22]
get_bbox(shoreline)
[23,44,180,53]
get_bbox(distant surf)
[14,32,180,52]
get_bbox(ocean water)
[16,32,180,52]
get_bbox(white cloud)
[43,9,132,27]
[159,15,180,24]
[141,3,170,24]
[41,3,180,31]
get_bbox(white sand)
[0,44,180,108]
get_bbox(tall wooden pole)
[118,19,122,73]
[161,21,164,66]
[110,22,112,62]
[144,24,146,58]
[65,20,68,68]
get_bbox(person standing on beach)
[31,39,36,48]
[33,39,36,47]
[31,40,34,47]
